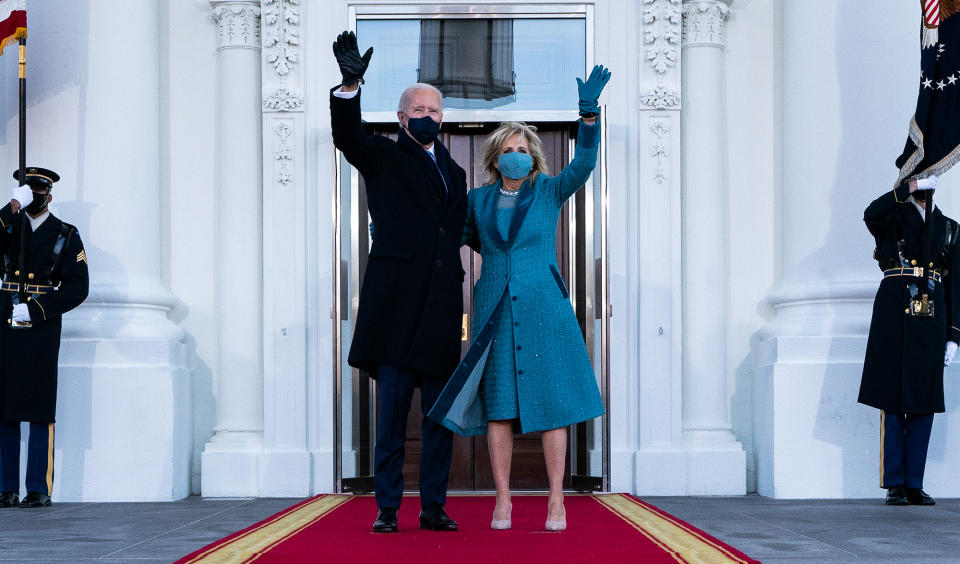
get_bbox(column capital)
[211,1,261,51]
[681,1,731,48]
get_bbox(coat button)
[512,296,518,301]
[435,259,443,268]
[518,369,524,375]
[905,308,911,314]
[27,273,33,280]
[433,196,440,203]
[516,345,522,351]
[514,322,520,327]
[911,259,917,266]
[930,262,935,268]
[439,227,446,235]
[13,270,18,276]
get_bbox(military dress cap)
[12,167,59,190]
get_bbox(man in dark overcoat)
[0,167,89,508]
[859,176,958,506]
[329,31,467,532]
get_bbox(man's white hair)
[398,83,444,113]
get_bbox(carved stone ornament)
[274,121,294,185]
[263,88,304,112]
[262,0,300,77]
[682,1,730,48]
[212,3,261,50]
[643,0,682,75]
[641,86,681,109]
[651,120,670,184]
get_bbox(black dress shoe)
[0,491,18,508]
[419,504,458,531]
[885,485,909,505]
[906,488,936,506]
[18,492,51,508]
[372,507,398,533]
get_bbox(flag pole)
[13,34,29,328]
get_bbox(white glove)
[12,303,30,323]
[11,185,33,210]
[917,176,939,192]
[945,341,958,367]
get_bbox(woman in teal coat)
[429,65,610,532]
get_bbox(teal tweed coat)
[429,120,606,435]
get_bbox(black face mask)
[403,114,440,145]
[23,191,47,215]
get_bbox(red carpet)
[176,494,760,564]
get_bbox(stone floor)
[0,494,957,562]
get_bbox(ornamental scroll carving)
[651,120,670,184]
[643,0,682,76]
[681,1,730,48]
[262,0,300,77]
[212,3,261,50]
[641,86,680,110]
[263,88,303,112]
[274,121,294,185]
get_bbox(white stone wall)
[3,0,957,500]
[162,0,219,497]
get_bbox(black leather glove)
[332,31,373,86]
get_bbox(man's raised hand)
[333,31,373,87]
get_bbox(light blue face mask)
[497,152,533,180]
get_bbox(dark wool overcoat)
[0,205,89,423]
[859,183,960,414]
[331,87,467,380]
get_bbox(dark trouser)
[0,420,54,495]
[373,364,453,510]
[880,411,933,489]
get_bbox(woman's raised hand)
[576,65,612,117]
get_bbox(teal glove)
[577,65,611,117]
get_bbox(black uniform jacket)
[331,87,468,380]
[0,205,89,423]
[859,183,960,414]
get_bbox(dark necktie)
[427,150,448,194]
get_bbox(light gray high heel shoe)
[545,503,566,531]
[544,519,566,531]
[491,503,512,530]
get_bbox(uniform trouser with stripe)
[880,411,933,489]
[0,420,54,495]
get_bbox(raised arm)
[330,31,381,177]
[552,65,610,204]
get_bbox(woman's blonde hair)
[480,122,549,185]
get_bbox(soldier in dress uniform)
[0,167,89,508]
[859,176,958,506]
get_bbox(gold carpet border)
[592,494,749,564]
[184,494,352,564]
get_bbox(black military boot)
[906,488,936,505]
[18,492,51,508]
[0,491,19,508]
[885,485,909,505]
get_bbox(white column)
[752,2,939,498]
[36,0,190,501]
[259,0,313,496]
[630,0,687,495]
[201,0,265,497]
[679,0,745,494]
